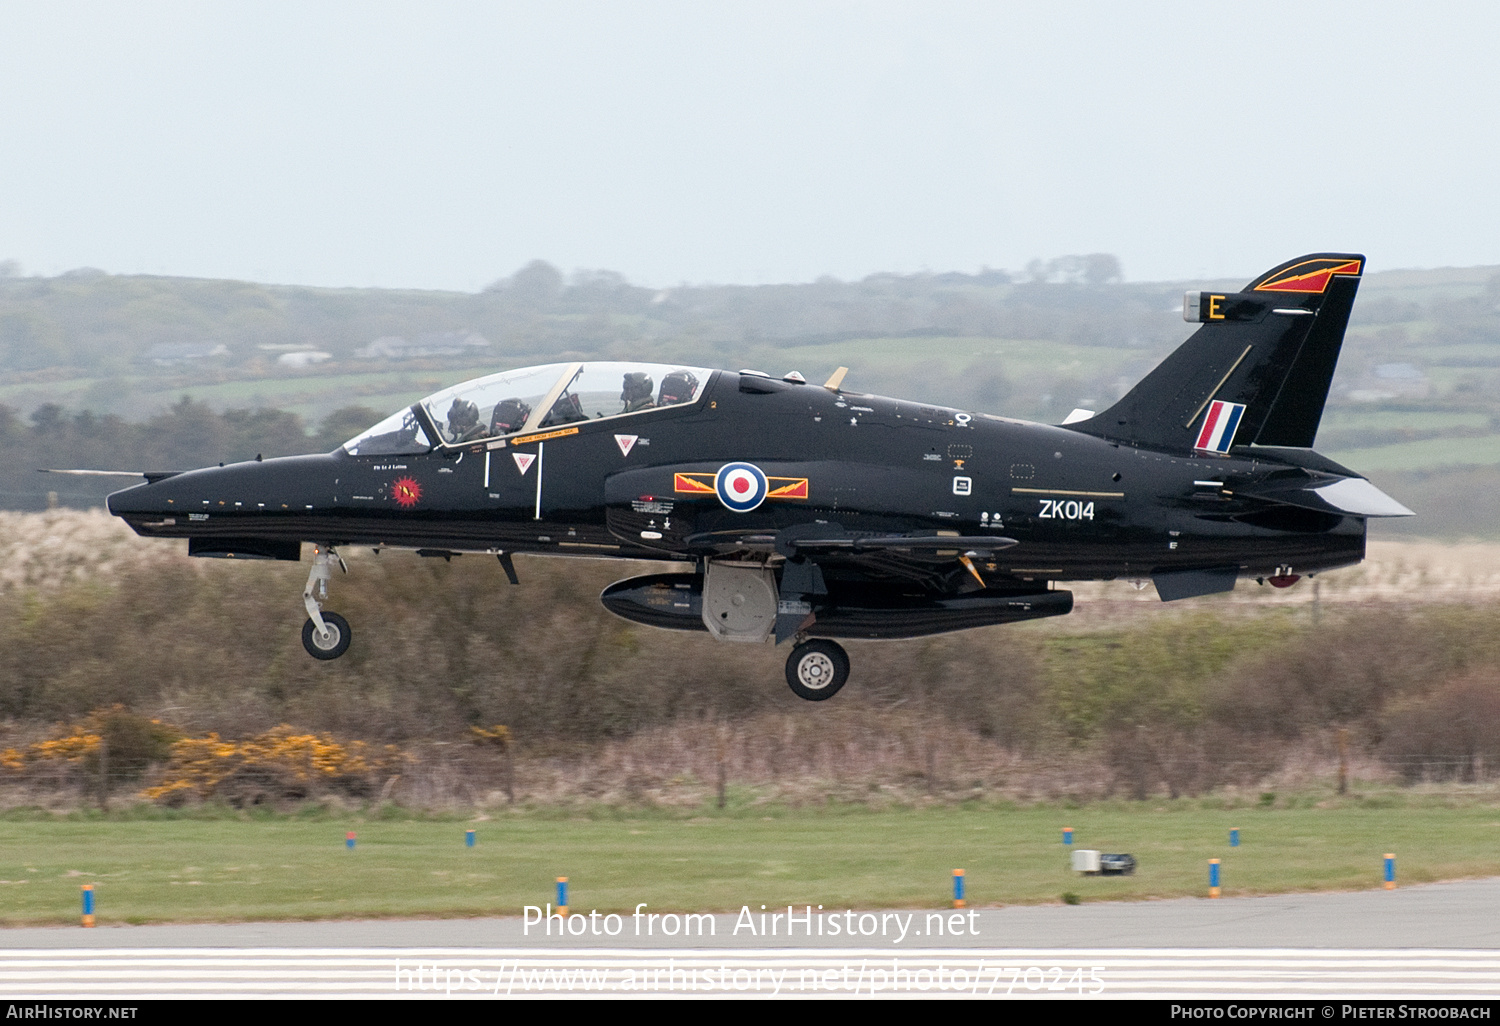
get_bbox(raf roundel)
[714,462,769,513]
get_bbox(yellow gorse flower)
[139,724,403,801]
[470,724,511,747]
[29,732,101,762]
[12,710,404,801]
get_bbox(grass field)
[1326,434,1500,471]
[1318,409,1493,434]
[4,798,1498,926]
[752,335,1121,378]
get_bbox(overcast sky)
[2,1,1498,291]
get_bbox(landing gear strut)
[785,638,849,701]
[301,545,351,660]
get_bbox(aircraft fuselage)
[109,369,1364,585]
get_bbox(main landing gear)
[785,638,849,701]
[302,545,351,660]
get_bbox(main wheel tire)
[785,639,849,701]
[302,611,351,660]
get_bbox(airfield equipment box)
[1071,849,1101,873]
[1071,850,1136,875]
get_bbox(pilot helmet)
[447,397,479,430]
[490,398,531,434]
[621,371,654,403]
[658,370,699,405]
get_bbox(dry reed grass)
[372,713,1410,811]
[0,509,183,594]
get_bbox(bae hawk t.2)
[106,253,1411,700]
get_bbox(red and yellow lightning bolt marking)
[1254,258,1362,294]
[673,472,717,495]
[675,472,809,499]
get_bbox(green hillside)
[2,261,1497,531]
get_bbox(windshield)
[341,407,432,456]
[342,361,712,454]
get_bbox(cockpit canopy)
[342,361,713,456]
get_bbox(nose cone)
[106,476,169,516]
[108,454,341,535]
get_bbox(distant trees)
[494,259,565,308]
[0,255,1162,382]
[3,254,1497,395]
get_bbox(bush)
[4,535,1500,801]
[1379,669,1500,782]
[90,707,180,780]
[0,554,1047,747]
[141,725,403,807]
[1207,607,1500,741]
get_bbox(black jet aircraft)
[106,252,1411,700]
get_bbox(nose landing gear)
[302,610,351,659]
[301,545,351,660]
[785,638,849,701]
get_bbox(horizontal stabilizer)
[1238,476,1414,518]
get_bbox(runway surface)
[4,881,1499,998]
[5,877,1500,949]
[3,948,1499,998]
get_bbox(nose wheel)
[785,639,849,701]
[301,544,352,660]
[302,611,351,660]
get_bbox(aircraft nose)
[109,454,339,526]
[106,477,167,516]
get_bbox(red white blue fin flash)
[1195,400,1245,454]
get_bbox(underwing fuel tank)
[600,573,1073,641]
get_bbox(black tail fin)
[1069,253,1364,451]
